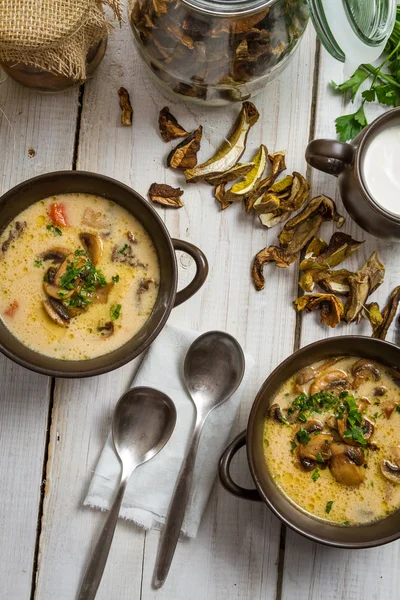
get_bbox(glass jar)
[128,0,397,106]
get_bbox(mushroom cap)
[329,443,365,486]
[352,359,381,388]
[79,232,103,266]
[310,369,349,395]
[381,446,400,484]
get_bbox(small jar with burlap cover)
[0,0,122,92]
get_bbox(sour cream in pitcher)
[362,124,400,215]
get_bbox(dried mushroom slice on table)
[158,107,188,142]
[294,293,344,328]
[278,195,345,255]
[343,251,385,323]
[167,126,202,169]
[245,150,287,213]
[252,246,297,291]
[214,183,230,210]
[117,87,133,126]
[224,144,267,201]
[363,302,384,331]
[184,102,259,182]
[148,183,184,208]
[371,286,400,340]
[205,162,254,185]
[300,233,363,272]
[303,268,353,295]
[254,172,310,228]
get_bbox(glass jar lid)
[308,0,397,65]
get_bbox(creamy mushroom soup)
[264,356,400,525]
[0,194,160,360]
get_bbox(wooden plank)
[34,20,317,600]
[0,73,79,599]
[281,48,400,600]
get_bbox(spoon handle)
[78,476,128,600]
[153,417,204,588]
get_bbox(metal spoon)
[153,331,245,588]
[78,387,176,600]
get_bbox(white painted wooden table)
[1,15,400,600]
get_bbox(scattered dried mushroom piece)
[205,162,254,186]
[252,246,297,291]
[278,195,345,255]
[343,252,385,323]
[363,302,384,331]
[371,286,400,340]
[300,233,363,272]
[118,87,133,127]
[245,150,287,213]
[167,126,202,169]
[149,183,184,208]
[214,183,230,210]
[225,144,267,201]
[185,102,259,182]
[159,107,188,142]
[294,293,344,328]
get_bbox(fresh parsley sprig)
[332,8,400,142]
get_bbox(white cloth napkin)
[84,324,254,538]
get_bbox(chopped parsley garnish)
[117,244,129,255]
[34,258,42,267]
[110,303,122,320]
[311,468,320,482]
[396,406,400,414]
[290,440,297,454]
[112,274,120,283]
[343,521,351,527]
[343,425,367,446]
[370,481,374,488]
[372,412,381,421]
[46,224,62,236]
[316,453,324,463]
[325,501,333,514]
[296,428,310,445]
[56,253,108,308]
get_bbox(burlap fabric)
[0,0,122,81]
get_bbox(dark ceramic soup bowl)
[219,336,400,549]
[0,171,208,377]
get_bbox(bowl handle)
[218,430,261,502]
[305,138,355,176]
[172,239,208,307]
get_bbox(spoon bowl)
[184,331,245,411]
[79,387,176,600]
[113,387,177,473]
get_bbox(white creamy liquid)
[362,124,400,215]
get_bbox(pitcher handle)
[306,138,355,176]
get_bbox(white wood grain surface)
[1,11,399,600]
[0,78,79,599]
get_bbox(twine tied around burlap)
[0,0,122,82]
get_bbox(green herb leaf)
[316,453,324,463]
[34,259,42,268]
[374,83,400,106]
[112,274,120,283]
[296,428,310,445]
[396,405,400,414]
[331,68,369,100]
[362,89,376,102]
[343,425,367,446]
[46,224,62,236]
[117,244,129,255]
[325,500,333,514]
[311,468,320,482]
[290,440,297,454]
[335,105,368,142]
[110,303,122,320]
